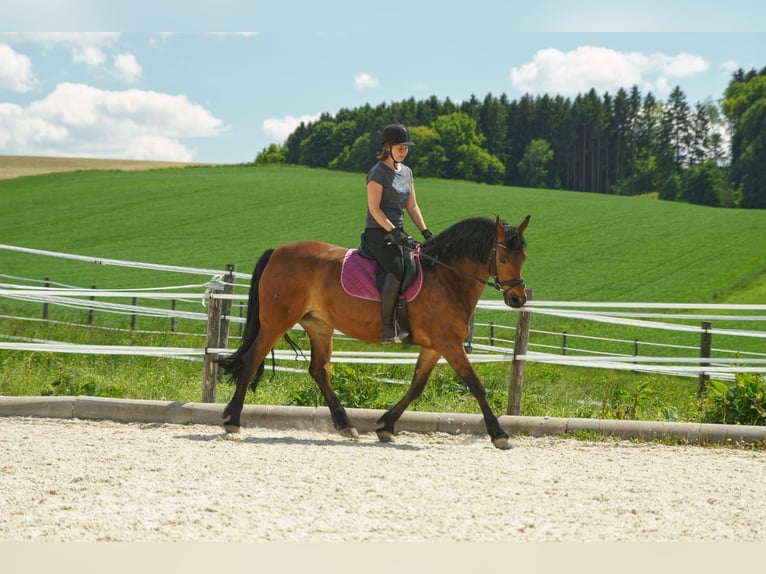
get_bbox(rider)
[361,123,433,344]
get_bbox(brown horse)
[219,215,530,449]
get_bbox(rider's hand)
[385,228,412,248]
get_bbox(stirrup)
[381,325,408,344]
[381,325,403,344]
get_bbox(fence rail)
[2,243,765,408]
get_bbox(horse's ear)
[518,214,531,233]
[495,215,506,238]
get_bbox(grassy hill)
[2,163,765,305]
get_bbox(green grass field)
[1,163,765,425]
[3,163,763,351]
[3,164,765,301]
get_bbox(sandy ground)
[1,416,764,542]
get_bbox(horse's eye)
[499,256,508,264]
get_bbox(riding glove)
[385,228,413,247]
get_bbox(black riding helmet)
[381,124,415,147]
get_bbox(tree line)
[255,67,766,209]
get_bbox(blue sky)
[1,1,764,164]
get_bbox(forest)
[255,67,766,209]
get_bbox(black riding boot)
[380,273,409,344]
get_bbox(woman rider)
[361,124,433,344]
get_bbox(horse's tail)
[218,248,275,387]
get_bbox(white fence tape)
[2,243,765,381]
[0,243,252,280]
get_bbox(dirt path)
[1,416,764,542]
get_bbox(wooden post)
[130,297,137,330]
[202,277,224,403]
[88,285,96,325]
[170,299,176,333]
[561,330,567,355]
[698,320,712,396]
[507,288,533,415]
[43,277,50,319]
[464,313,475,353]
[216,264,236,379]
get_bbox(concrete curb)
[1,396,764,445]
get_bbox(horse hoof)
[223,424,241,434]
[339,426,360,440]
[376,429,395,443]
[492,436,513,450]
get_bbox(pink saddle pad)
[340,249,423,302]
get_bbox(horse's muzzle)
[504,288,527,308]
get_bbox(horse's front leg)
[376,348,442,442]
[443,346,511,450]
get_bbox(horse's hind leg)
[223,329,283,433]
[303,319,358,439]
[376,348,442,442]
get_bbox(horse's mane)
[420,216,526,267]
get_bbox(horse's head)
[492,215,530,308]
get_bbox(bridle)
[487,242,526,293]
[411,240,525,293]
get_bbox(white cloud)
[0,103,64,149]
[0,44,37,93]
[0,82,226,161]
[262,113,321,143]
[354,73,379,89]
[656,51,709,78]
[113,53,143,83]
[0,33,120,70]
[71,43,107,67]
[511,46,709,97]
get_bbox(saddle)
[340,248,423,302]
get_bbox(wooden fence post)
[216,264,236,379]
[202,277,224,403]
[507,288,534,415]
[698,320,712,396]
[464,313,475,353]
[130,297,137,330]
[42,278,50,319]
[88,285,96,325]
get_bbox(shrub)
[701,374,766,426]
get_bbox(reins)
[406,243,524,292]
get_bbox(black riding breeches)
[360,228,405,280]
